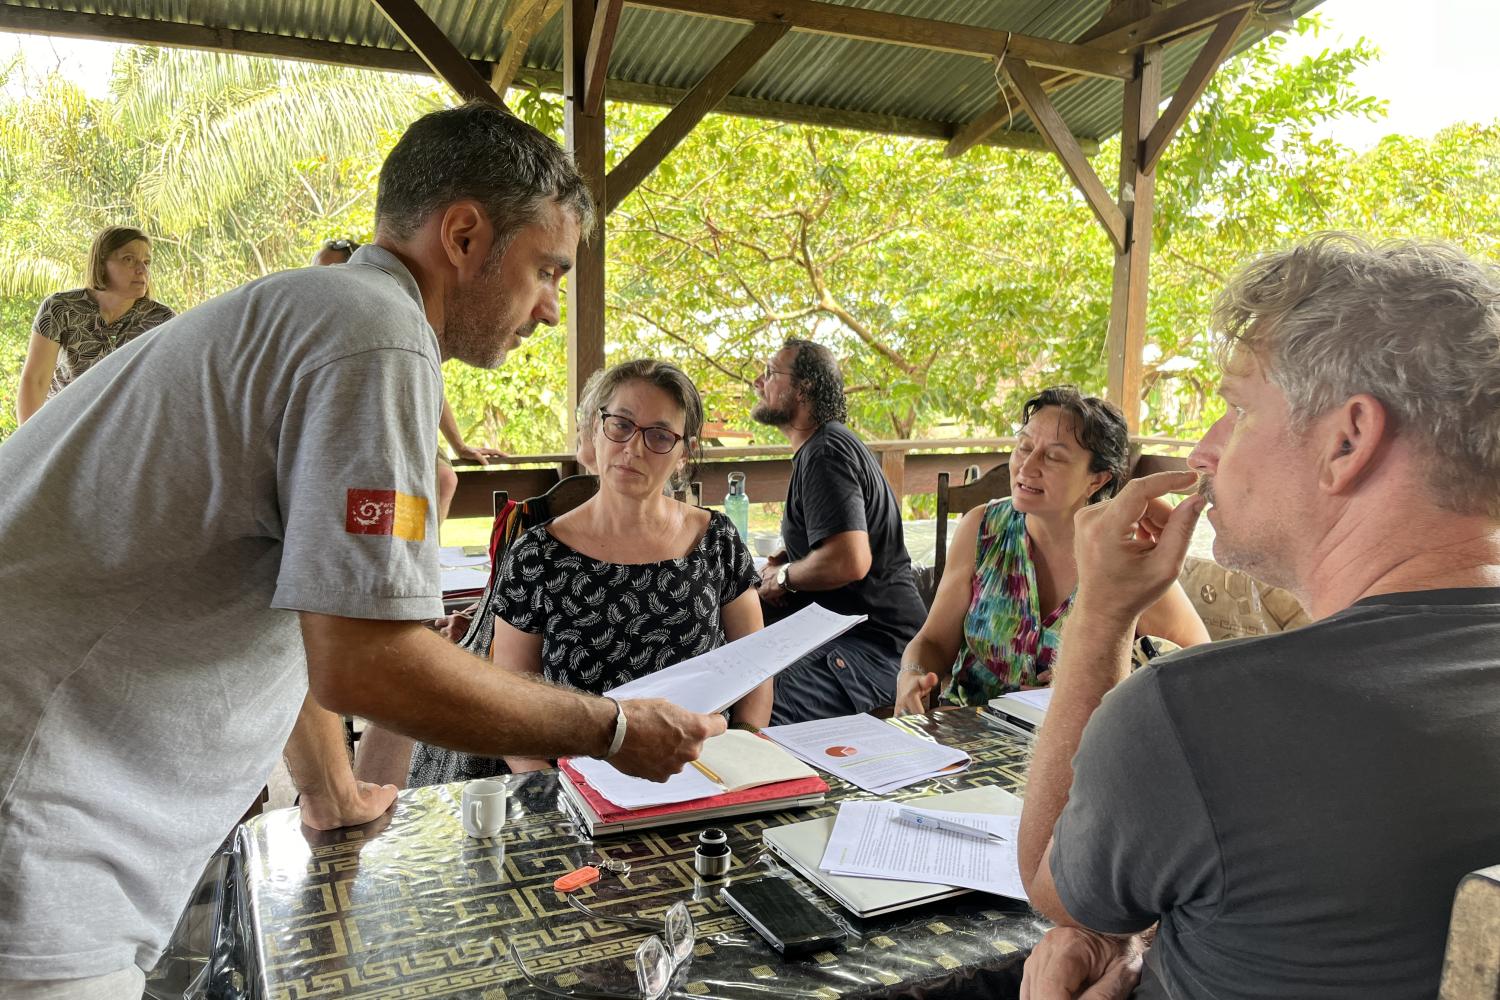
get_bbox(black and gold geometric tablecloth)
[226,709,1046,1000]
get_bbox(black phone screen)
[720,877,847,957]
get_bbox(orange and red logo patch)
[345,488,428,542]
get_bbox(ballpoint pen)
[896,807,1009,843]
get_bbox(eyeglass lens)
[600,413,681,454]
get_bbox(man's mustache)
[1197,476,1215,504]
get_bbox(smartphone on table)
[720,876,847,958]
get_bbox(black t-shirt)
[780,421,926,656]
[1051,587,1500,999]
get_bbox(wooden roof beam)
[606,21,789,213]
[368,0,505,107]
[1140,8,1252,173]
[945,0,1257,158]
[626,0,1133,80]
[583,0,624,116]
[492,0,563,95]
[1005,56,1125,253]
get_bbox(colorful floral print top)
[942,498,1073,705]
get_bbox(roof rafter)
[606,21,789,213]
[945,0,1258,157]
[493,0,564,95]
[1005,56,1125,253]
[367,0,505,107]
[1141,7,1252,172]
[625,0,1134,79]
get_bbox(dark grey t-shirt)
[1050,587,1500,999]
[780,421,925,656]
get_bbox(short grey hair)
[376,102,595,249]
[1214,232,1500,517]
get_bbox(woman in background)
[15,226,174,423]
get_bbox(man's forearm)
[782,546,862,591]
[1018,602,1136,902]
[282,693,356,800]
[302,614,616,759]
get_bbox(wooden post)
[879,448,906,509]
[1104,40,1161,434]
[565,0,608,438]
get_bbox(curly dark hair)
[785,338,848,425]
[1020,386,1129,503]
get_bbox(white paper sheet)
[440,566,490,593]
[438,546,491,567]
[818,800,1028,901]
[602,605,865,714]
[995,688,1053,712]
[761,713,969,794]
[569,755,723,809]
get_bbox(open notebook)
[560,730,828,836]
[763,785,1023,918]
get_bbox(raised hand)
[1072,470,1204,626]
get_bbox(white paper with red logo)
[761,713,970,794]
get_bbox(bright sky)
[0,0,1496,149]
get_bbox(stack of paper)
[761,714,969,794]
[985,686,1053,734]
[568,729,817,809]
[818,801,1028,901]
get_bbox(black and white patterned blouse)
[33,288,175,395]
[495,510,757,693]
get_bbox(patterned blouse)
[33,289,176,395]
[943,499,1074,706]
[496,510,757,692]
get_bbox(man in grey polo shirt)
[0,104,724,997]
[1017,234,1500,999]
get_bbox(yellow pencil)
[690,759,724,786]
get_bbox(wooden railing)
[447,436,1196,519]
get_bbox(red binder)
[558,760,829,837]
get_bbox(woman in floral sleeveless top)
[896,387,1208,711]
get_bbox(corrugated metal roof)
[0,0,1327,144]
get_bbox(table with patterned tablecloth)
[212,708,1044,1000]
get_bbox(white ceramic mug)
[461,779,507,839]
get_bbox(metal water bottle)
[725,472,750,541]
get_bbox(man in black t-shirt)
[751,338,926,724]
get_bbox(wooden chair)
[1439,863,1500,998]
[453,475,600,656]
[933,462,1011,581]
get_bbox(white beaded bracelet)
[603,697,628,759]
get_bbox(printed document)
[818,800,1028,901]
[761,713,968,794]
[604,605,865,714]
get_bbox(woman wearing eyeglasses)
[411,359,768,781]
[14,226,175,424]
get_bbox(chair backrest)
[933,462,1011,581]
[1440,863,1500,999]
[459,475,600,655]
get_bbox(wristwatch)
[776,563,798,593]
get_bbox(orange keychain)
[553,866,601,893]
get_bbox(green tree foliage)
[0,20,1495,452]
